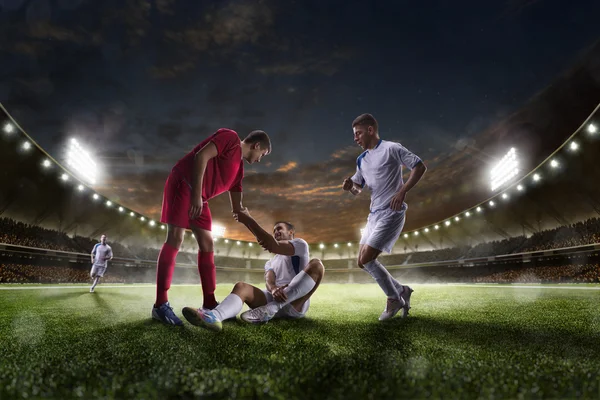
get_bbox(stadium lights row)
[4,118,358,250]
[2,116,599,249]
[390,121,597,242]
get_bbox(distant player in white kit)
[89,234,113,293]
[181,215,324,332]
[343,113,427,321]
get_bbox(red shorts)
[160,169,212,230]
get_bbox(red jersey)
[173,128,244,200]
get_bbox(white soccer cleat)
[378,297,406,321]
[240,305,277,324]
[90,288,94,293]
[400,286,414,318]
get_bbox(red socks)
[198,251,217,309]
[155,242,179,306]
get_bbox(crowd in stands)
[0,218,79,252]
[520,218,600,252]
[1,216,599,268]
[2,260,599,285]
[472,264,600,284]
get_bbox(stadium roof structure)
[1,42,600,259]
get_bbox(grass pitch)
[1,283,599,399]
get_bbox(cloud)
[276,161,298,172]
[256,48,355,76]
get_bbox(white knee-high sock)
[91,277,100,290]
[363,259,400,299]
[265,271,316,314]
[392,278,406,295]
[212,293,243,322]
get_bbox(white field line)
[1,283,600,291]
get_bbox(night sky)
[1,0,599,242]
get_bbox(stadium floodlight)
[60,173,69,181]
[404,233,409,238]
[160,225,165,230]
[212,224,226,238]
[465,211,471,217]
[414,231,419,236]
[78,184,84,191]
[454,216,460,222]
[248,242,253,247]
[550,159,559,168]
[445,220,451,226]
[588,124,597,134]
[149,220,156,227]
[236,241,241,245]
[334,243,338,248]
[490,148,519,191]
[569,141,578,151]
[3,123,14,134]
[319,243,325,249]
[347,242,351,247]
[118,206,124,212]
[224,239,229,243]
[93,193,99,200]
[130,211,135,216]
[517,184,524,191]
[42,159,52,168]
[66,138,98,185]
[502,193,508,200]
[476,206,482,212]
[434,225,439,230]
[22,141,31,151]
[140,216,145,221]
[424,228,429,233]
[489,200,495,206]
[106,200,112,207]
[533,173,541,182]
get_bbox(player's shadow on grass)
[410,315,600,360]
[41,290,89,302]
[90,292,114,312]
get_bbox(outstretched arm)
[233,210,296,256]
[229,191,244,213]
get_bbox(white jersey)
[92,243,113,267]
[264,238,310,287]
[351,139,422,213]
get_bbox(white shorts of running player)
[360,207,407,254]
[261,289,310,319]
[90,264,107,278]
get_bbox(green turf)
[1,283,599,399]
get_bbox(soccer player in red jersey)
[152,128,271,326]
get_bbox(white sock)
[91,277,100,290]
[392,279,406,295]
[211,293,243,322]
[363,259,400,299]
[265,270,316,314]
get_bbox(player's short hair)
[274,221,294,232]
[244,130,272,154]
[352,113,378,133]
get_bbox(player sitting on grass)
[182,214,324,332]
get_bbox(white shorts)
[90,264,107,278]
[360,207,407,254]
[261,289,310,319]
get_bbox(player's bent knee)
[232,281,248,293]
[358,254,375,267]
[307,258,324,273]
